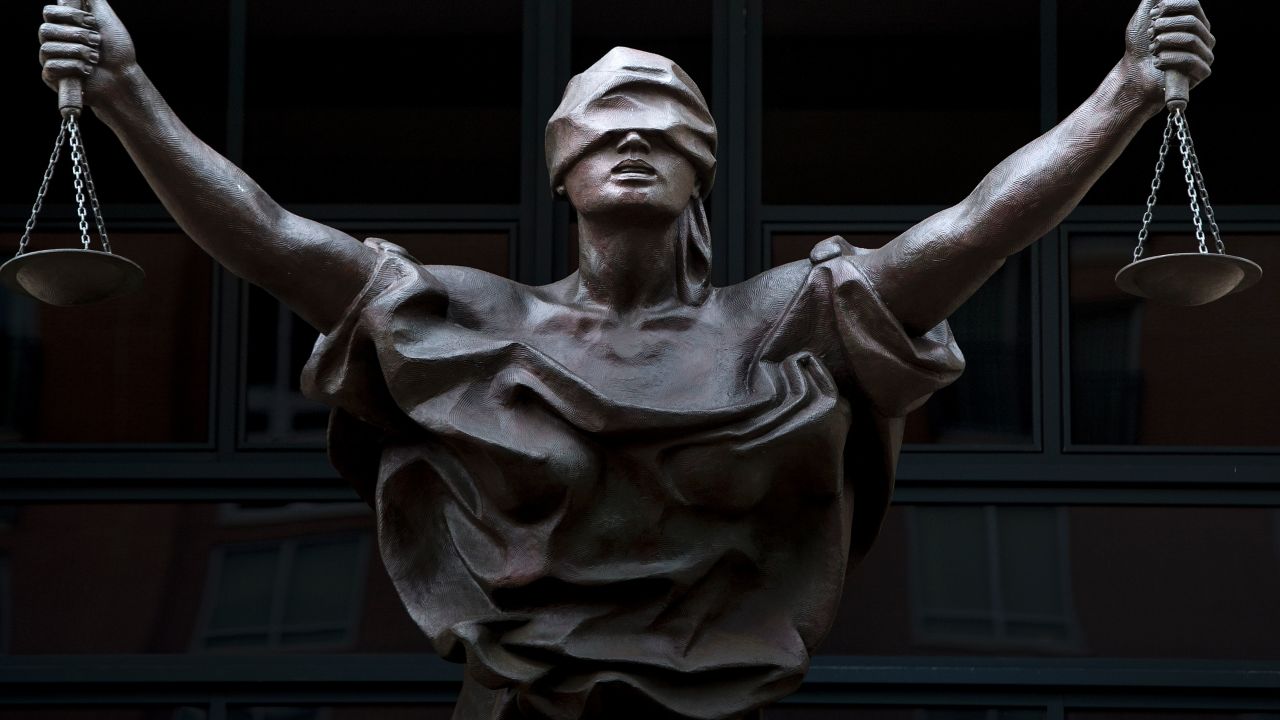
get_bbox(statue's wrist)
[1114,56,1165,118]
[92,64,152,127]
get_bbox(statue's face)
[562,129,700,221]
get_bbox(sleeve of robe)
[300,237,446,507]
[762,235,966,563]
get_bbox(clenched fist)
[39,0,138,110]
[1124,0,1216,108]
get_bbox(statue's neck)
[575,213,682,315]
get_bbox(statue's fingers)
[42,4,98,29]
[1153,15,1215,49]
[1154,50,1212,84]
[41,58,92,88]
[1151,32,1214,66]
[40,41,100,67]
[1152,0,1210,31]
[39,22,100,48]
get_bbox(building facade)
[1,0,1277,718]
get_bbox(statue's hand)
[1123,0,1216,108]
[39,0,138,107]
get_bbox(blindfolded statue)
[38,0,1219,715]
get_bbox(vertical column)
[1039,0,1064,457]
[521,0,572,286]
[713,0,760,285]
[216,0,249,455]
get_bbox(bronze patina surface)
[36,0,1218,717]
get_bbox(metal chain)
[1134,112,1174,261]
[1173,109,1208,254]
[1179,113,1225,254]
[68,115,92,250]
[74,122,111,254]
[17,118,70,257]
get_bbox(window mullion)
[268,540,294,648]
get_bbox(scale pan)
[1115,252,1262,307]
[0,248,145,306]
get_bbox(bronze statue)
[37,1,1216,717]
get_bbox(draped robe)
[302,234,965,720]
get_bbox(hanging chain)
[17,118,70,257]
[1134,112,1174,261]
[67,115,93,250]
[1179,113,1225,254]
[1173,109,1209,254]
[74,120,111,253]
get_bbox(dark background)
[0,1,1277,718]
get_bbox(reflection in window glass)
[242,232,510,447]
[763,0,1039,204]
[1068,234,1280,446]
[0,710,205,720]
[910,507,1076,650]
[1059,0,1277,204]
[1069,713,1280,720]
[765,709,1044,720]
[232,709,452,720]
[772,233,1034,446]
[0,234,212,444]
[0,504,430,655]
[825,506,1280,659]
[244,2,522,203]
[4,504,1278,660]
[199,534,369,650]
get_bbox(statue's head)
[546,47,716,222]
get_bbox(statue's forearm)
[864,59,1163,336]
[92,67,374,332]
[959,58,1162,259]
[94,67,288,274]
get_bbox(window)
[197,534,371,651]
[907,507,1078,651]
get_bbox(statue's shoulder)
[714,256,813,310]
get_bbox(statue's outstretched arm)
[38,0,377,333]
[861,0,1214,337]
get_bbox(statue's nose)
[617,131,651,154]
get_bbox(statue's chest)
[514,313,757,409]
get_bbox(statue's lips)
[612,159,657,181]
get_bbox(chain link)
[17,119,70,257]
[1134,112,1174,261]
[1179,113,1225,254]
[74,119,111,254]
[68,116,93,250]
[1173,109,1209,254]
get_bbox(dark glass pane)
[0,234,212,444]
[207,547,277,633]
[823,506,1280,659]
[244,2,522,203]
[914,507,993,616]
[0,710,205,720]
[765,709,1043,720]
[242,231,510,447]
[0,2,229,208]
[281,538,363,629]
[763,1,1039,204]
[772,233,1034,446]
[1070,713,1280,720]
[573,0,713,102]
[1068,234,1280,447]
[0,504,431,654]
[232,709,452,720]
[998,508,1068,619]
[1059,0,1278,204]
